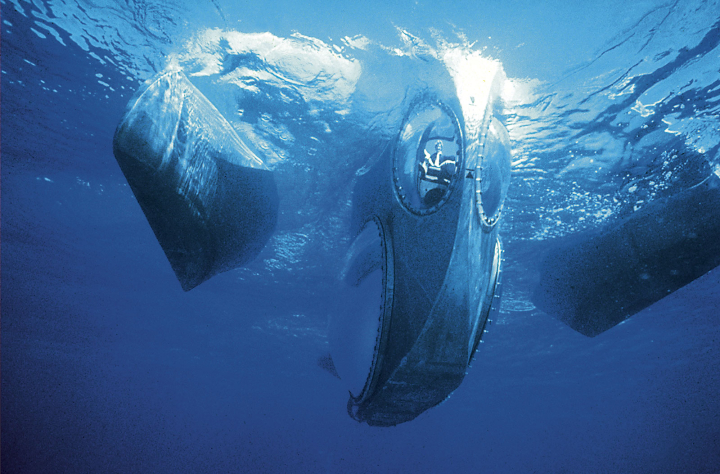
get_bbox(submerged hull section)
[113,71,278,291]
[534,174,720,337]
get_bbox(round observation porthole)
[475,117,512,228]
[393,101,463,214]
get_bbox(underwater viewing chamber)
[329,61,512,426]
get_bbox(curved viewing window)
[476,117,512,227]
[394,102,463,214]
[331,220,386,399]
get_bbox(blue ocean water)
[2,0,719,472]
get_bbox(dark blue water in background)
[2,0,719,472]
